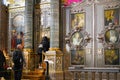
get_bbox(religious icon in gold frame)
[105,29,119,44]
[71,32,84,47]
[71,50,85,66]
[104,8,119,26]
[71,13,85,29]
[104,49,119,65]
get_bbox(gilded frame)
[105,29,119,44]
[104,49,119,65]
[70,31,84,47]
[104,8,119,26]
[71,49,85,66]
[71,13,85,29]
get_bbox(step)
[22,69,45,80]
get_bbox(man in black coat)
[0,50,6,79]
[12,44,25,80]
[37,36,50,68]
[37,43,43,67]
[41,36,50,52]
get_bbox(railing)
[68,67,120,80]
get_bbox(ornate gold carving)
[49,48,60,51]
[65,27,91,50]
[98,23,120,49]
[56,56,62,71]
[23,48,33,53]
[104,1,120,10]
[44,52,63,71]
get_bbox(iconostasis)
[65,0,91,67]
[64,0,120,67]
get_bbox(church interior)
[0,0,120,80]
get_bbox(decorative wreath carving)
[65,27,91,50]
[98,23,120,49]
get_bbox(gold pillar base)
[43,49,64,80]
[23,48,36,70]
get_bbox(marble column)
[49,0,59,49]
[24,0,34,49]
[24,0,34,70]
[44,0,64,80]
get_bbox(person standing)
[0,50,6,80]
[37,36,50,68]
[12,44,25,80]
[37,43,43,68]
[41,36,50,52]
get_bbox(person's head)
[42,36,48,42]
[17,44,23,50]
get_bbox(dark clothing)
[41,36,50,52]
[37,47,43,55]
[16,39,22,45]
[12,49,24,80]
[37,47,43,64]
[0,50,6,77]
[14,69,22,80]
[13,50,24,67]
[37,36,49,64]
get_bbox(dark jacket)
[12,49,24,70]
[41,36,50,52]
[37,47,43,55]
[0,50,6,77]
